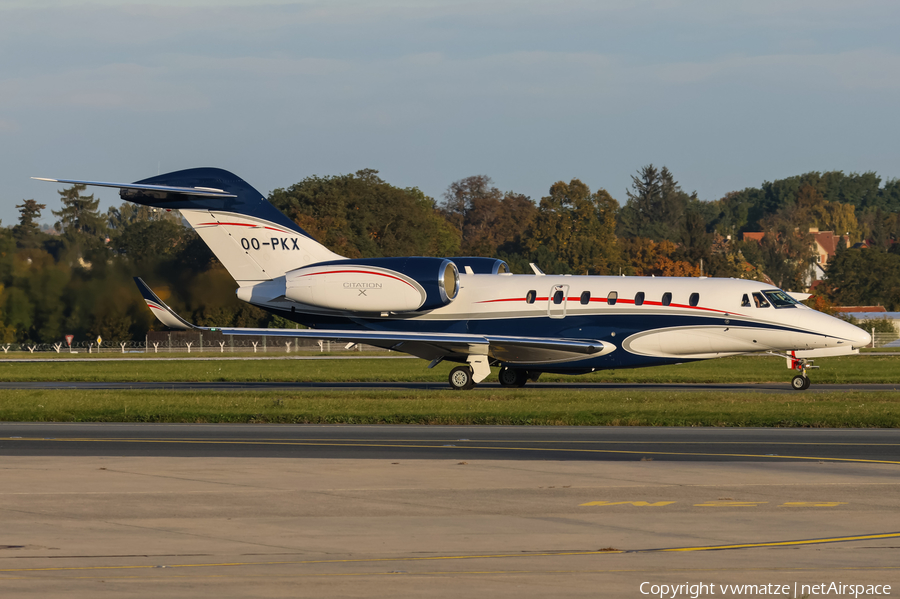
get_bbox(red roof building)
[741,228,850,288]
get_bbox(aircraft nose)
[841,320,872,348]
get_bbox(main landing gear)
[449,366,538,390]
[449,365,476,390]
[447,355,491,390]
[498,367,529,388]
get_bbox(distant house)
[742,232,765,244]
[741,228,850,287]
[808,228,849,271]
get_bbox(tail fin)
[35,168,344,284]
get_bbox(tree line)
[1,165,898,343]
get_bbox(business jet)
[35,168,871,390]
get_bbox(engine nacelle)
[449,257,509,274]
[284,257,459,313]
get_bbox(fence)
[143,331,384,354]
[0,331,385,354]
[3,329,897,354]
[870,332,900,349]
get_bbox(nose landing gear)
[791,374,811,391]
[772,351,818,391]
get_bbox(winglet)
[134,277,198,330]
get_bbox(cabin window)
[741,294,750,307]
[634,291,645,306]
[607,291,618,306]
[553,290,565,304]
[580,291,591,305]
[689,292,699,307]
[662,292,672,306]
[752,292,770,308]
[762,289,799,308]
[525,290,536,304]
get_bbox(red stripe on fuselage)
[477,297,549,303]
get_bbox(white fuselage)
[240,272,870,367]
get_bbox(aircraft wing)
[134,277,614,364]
[211,327,611,364]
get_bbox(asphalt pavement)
[2,423,899,463]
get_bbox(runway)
[2,380,898,393]
[2,423,899,463]
[2,424,899,598]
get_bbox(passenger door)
[548,284,568,319]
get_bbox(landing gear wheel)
[449,366,476,390]
[791,375,811,391]
[498,367,528,387]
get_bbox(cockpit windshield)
[762,289,800,308]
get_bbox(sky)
[2,0,899,226]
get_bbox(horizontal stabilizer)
[134,277,196,330]
[33,177,236,198]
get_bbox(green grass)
[0,355,898,383]
[3,388,899,427]
[3,355,898,427]
[0,350,396,359]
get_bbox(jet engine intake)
[284,257,459,313]
[449,257,509,274]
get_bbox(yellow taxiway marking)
[781,501,848,507]
[656,532,900,552]
[693,501,767,507]
[2,533,900,574]
[580,501,676,507]
[6,436,900,465]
